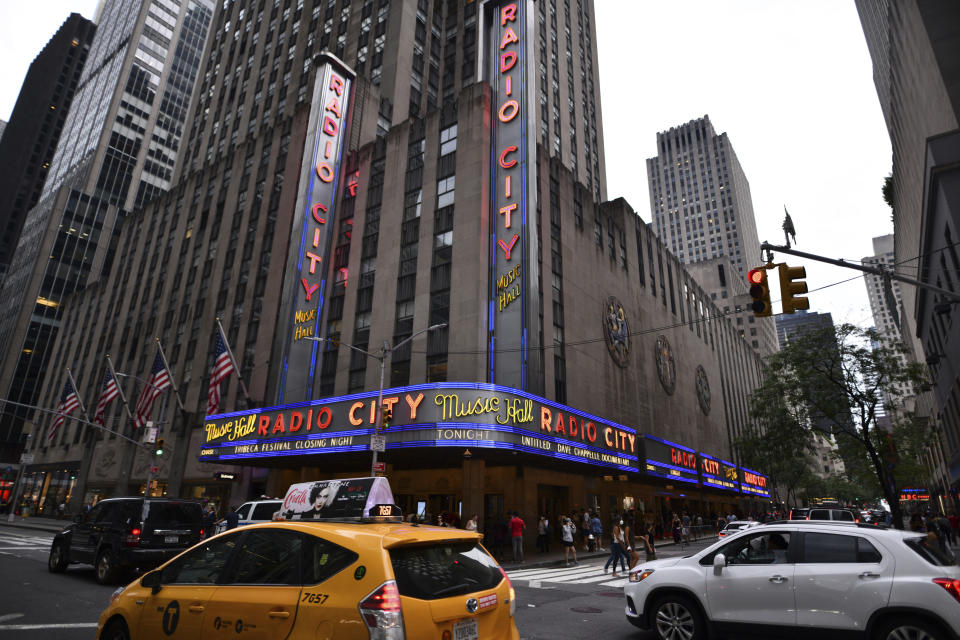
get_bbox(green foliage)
[746,323,929,527]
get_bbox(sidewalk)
[0,514,68,533]
[497,534,717,571]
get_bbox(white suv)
[214,499,283,534]
[624,521,960,640]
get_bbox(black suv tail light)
[124,527,141,547]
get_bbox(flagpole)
[216,317,251,403]
[65,368,90,422]
[106,355,134,420]
[155,338,184,412]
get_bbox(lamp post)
[307,323,446,476]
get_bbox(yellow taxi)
[96,477,520,640]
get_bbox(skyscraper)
[0,0,213,461]
[0,13,95,283]
[863,234,914,403]
[646,115,776,356]
[22,1,769,521]
[857,0,960,500]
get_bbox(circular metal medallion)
[655,335,676,395]
[696,365,711,415]
[602,296,630,368]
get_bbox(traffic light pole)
[761,242,960,303]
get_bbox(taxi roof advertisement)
[281,476,394,520]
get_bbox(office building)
[0,13,95,283]
[20,1,771,528]
[0,0,214,463]
[857,0,960,503]
[646,115,777,357]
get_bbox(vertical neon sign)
[275,54,355,403]
[487,0,540,391]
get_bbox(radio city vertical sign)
[275,54,355,403]
[485,0,541,391]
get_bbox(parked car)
[214,498,283,533]
[808,507,858,522]
[97,477,519,640]
[624,520,960,640]
[788,507,810,520]
[48,497,204,584]
[718,520,761,538]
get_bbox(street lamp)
[307,322,447,476]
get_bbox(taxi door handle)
[188,605,205,613]
[859,572,880,579]
[768,575,788,584]
[268,610,291,619]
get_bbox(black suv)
[48,497,204,584]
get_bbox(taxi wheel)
[875,617,947,640]
[650,595,707,640]
[100,618,130,640]
[48,542,68,573]
[95,549,119,585]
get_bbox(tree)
[749,323,928,529]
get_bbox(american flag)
[93,369,120,427]
[133,350,172,428]
[207,328,235,415]
[48,378,81,442]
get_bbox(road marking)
[508,561,628,588]
[0,623,98,630]
[0,614,24,623]
[0,546,47,551]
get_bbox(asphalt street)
[0,522,722,640]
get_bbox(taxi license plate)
[164,535,178,543]
[452,618,478,640]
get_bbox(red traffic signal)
[747,268,772,317]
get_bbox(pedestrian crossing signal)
[778,265,810,314]
[747,268,772,317]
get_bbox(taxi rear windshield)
[390,542,503,600]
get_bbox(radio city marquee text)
[493,4,523,313]
[203,389,636,458]
[292,70,349,342]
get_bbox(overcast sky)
[0,1,891,329]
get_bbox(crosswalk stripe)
[507,561,630,587]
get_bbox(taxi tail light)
[933,578,960,604]
[499,566,516,617]
[124,527,141,547]
[358,580,405,640]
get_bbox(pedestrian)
[590,511,604,551]
[202,504,217,538]
[695,514,703,540]
[681,511,692,544]
[604,519,629,577]
[672,513,682,544]
[509,511,525,563]
[537,515,549,553]
[220,505,240,531]
[561,517,579,566]
[639,521,656,562]
[465,513,478,532]
[581,509,591,551]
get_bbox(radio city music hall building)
[23,0,770,531]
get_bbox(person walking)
[537,515,549,553]
[681,511,692,545]
[202,504,217,538]
[465,513,478,532]
[694,514,703,541]
[639,521,656,561]
[509,511,526,563]
[561,517,579,566]
[604,519,629,578]
[590,511,604,551]
[581,509,591,551]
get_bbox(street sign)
[19,453,33,465]
[370,435,386,452]
[151,466,159,473]
[372,462,386,473]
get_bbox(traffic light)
[155,438,165,456]
[779,265,810,314]
[381,407,393,429]
[747,267,772,317]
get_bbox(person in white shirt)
[562,517,579,566]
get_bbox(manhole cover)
[570,607,603,614]
[598,591,622,598]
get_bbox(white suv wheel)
[879,618,945,640]
[653,598,703,640]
